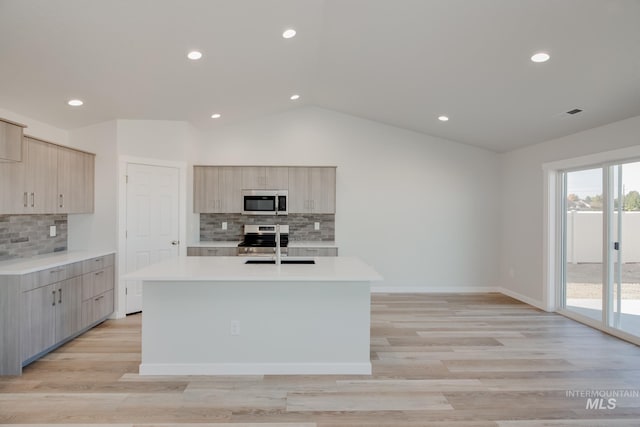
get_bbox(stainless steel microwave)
[241,190,288,215]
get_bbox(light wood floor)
[1,293,640,426]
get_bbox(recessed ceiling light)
[187,51,203,60]
[438,115,449,122]
[211,113,221,119]
[282,29,296,39]
[290,94,300,100]
[67,99,83,107]
[531,52,550,63]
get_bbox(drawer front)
[93,266,114,296]
[288,247,338,257]
[188,247,237,256]
[81,254,115,274]
[93,290,114,321]
[22,265,69,292]
[82,266,114,300]
[81,290,114,327]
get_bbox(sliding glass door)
[563,168,604,321]
[610,161,640,336]
[561,161,640,340]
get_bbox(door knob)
[171,240,180,246]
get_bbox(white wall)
[67,120,118,252]
[0,107,68,145]
[198,106,501,291]
[499,115,640,306]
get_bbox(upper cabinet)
[194,166,242,213]
[0,136,95,214]
[194,165,335,214]
[241,166,289,190]
[288,167,336,214]
[0,118,26,162]
[24,137,58,213]
[57,146,95,214]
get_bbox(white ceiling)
[1,0,639,152]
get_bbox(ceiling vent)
[566,108,583,115]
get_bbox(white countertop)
[124,256,381,282]
[0,250,115,275]
[188,241,337,248]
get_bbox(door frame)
[543,145,640,346]
[116,156,187,318]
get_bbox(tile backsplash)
[0,214,68,261]
[200,213,335,241]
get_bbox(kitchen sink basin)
[244,259,315,265]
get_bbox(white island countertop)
[124,255,381,282]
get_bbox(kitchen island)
[124,256,382,376]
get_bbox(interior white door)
[125,163,180,314]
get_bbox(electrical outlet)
[49,225,56,237]
[230,320,240,336]
[222,222,228,230]
[314,222,320,231]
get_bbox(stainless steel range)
[237,224,289,256]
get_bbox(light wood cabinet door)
[55,277,82,342]
[288,167,310,213]
[288,167,336,214]
[21,284,56,361]
[241,166,265,189]
[265,167,289,189]
[194,166,219,212]
[309,167,336,214]
[242,166,289,189]
[57,147,95,213]
[218,167,242,212]
[0,140,27,214]
[24,137,58,214]
[0,120,24,162]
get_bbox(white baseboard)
[371,286,549,312]
[139,362,372,376]
[494,287,547,311]
[371,286,500,294]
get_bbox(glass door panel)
[610,161,640,337]
[564,168,603,321]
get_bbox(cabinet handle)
[95,258,103,262]
[49,268,64,274]
[52,290,56,306]
[30,192,34,208]
[95,271,104,276]
[23,192,27,207]
[58,288,62,304]
[59,194,63,208]
[94,295,104,302]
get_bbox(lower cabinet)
[288,247,338,257]
[21,276,83,361]
[81,265,115,328]
[21,284,57,361]
[3,253,115,374]
[187,247,238,256]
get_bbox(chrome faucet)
[275,224,281,265]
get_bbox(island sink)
[244,259,315,265]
